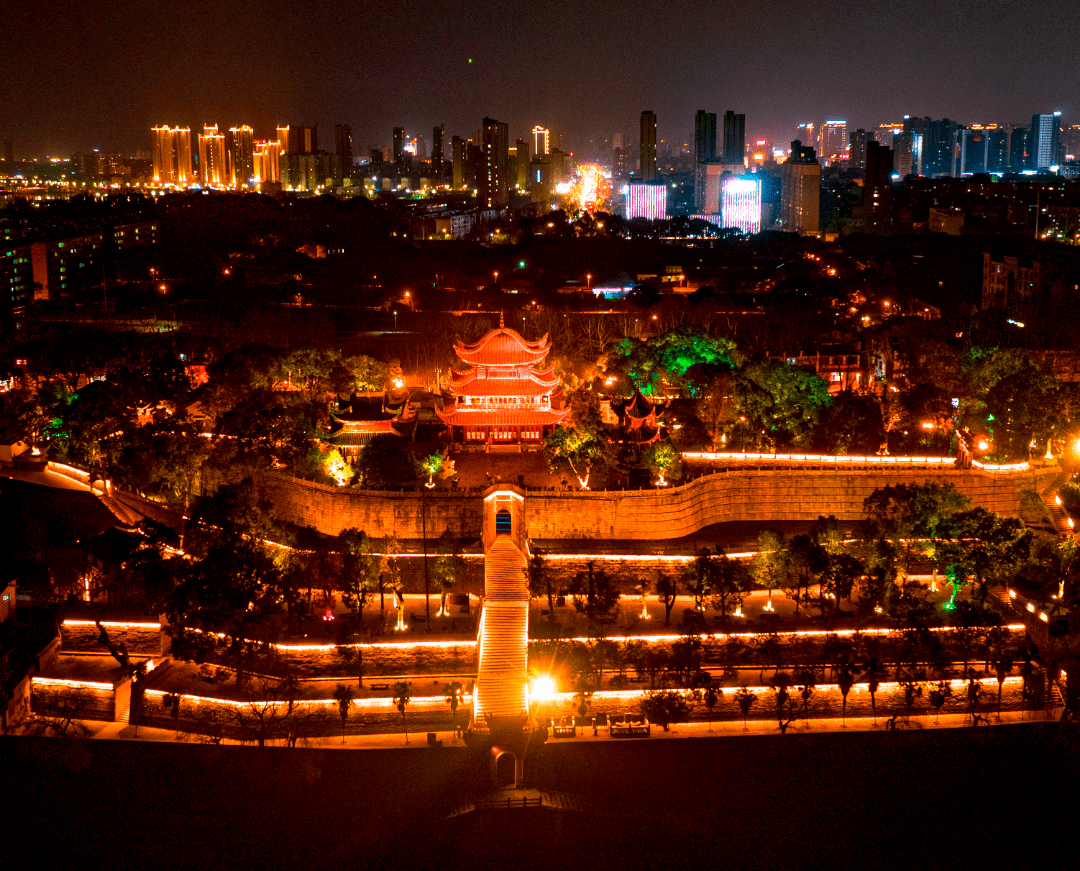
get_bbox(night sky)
[3,0,1077,160]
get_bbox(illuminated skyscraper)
[253,140,280,184]
[640,111,657,181]
[151,125,193,186]
[532,126,550,156]
[228,125,255,187]
[721,176,761,235]
[1029,112,1061,170]
[626,183,666,220]
[722,111,745,165]
[480,117,510,209]
[796,123,815,150]
[780,141,820,233]
[819,120,847,164]
[198,125,228,186]
[848,129,874,173]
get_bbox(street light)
[393,310,398,329]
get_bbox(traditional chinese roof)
[434,406,571,427]
[454,326,551,367]
[625,391,665,420]
[446,365,562,397]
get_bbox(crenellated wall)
[260,465,1058,542]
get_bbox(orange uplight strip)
[33,676,113,691]
[143,688,473,709]
[63,619,162,629]
[682,452,955,466]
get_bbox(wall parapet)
[260,464,1061,542]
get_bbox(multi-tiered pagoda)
[436,318,569,444]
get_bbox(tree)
[332,683,355,744]
[444,681,464,734]
[358,435,418,490]
[642,441,683,485]
[640,689,692,731]
[685,548,717,613]
[340,528,379,630]
[704,684,720,731]
[543,388,616,489]
[837,662,858,726]
[393,681,412,743]
[813,389,885,456]
[735,686,756,731]
[433,530,466,618]
[656,574,678,625]
[751,530,790,611]
[570,562,621,633]
[950,508,1031,605]
[732,360,832,451]
[787,534,826,617]
[605,329,736,397]
[528,552,556,620]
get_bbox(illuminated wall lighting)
[627,183,667,220]
[721,176,761,234]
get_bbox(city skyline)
[3,0,1078,159]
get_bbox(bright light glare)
[531,676,556,701]
[977,440,989,451]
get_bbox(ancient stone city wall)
[260,465,1057,542]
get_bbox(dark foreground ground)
[5,722,1078,871]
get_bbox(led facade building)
[626,183,667,220]
[198,125,227,186]
[721,176,761,235]
[151,125,193,186]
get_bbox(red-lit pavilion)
[436,318,569,444]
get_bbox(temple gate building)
[436,318,569,445]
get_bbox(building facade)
[640,111,657,181]
[780,140,820,233]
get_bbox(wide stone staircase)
[474,537,530,722]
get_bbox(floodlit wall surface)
[261,466,1056,542]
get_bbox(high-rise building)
[958,126,1001,175]
[532,126,550,156]
[640,111,657,181]
[781,140,820,233]
[452,136,466,190]
[1029,112,1061,170]
[228,125,255,187]
[694,111,717,164]
[334,124,353,177]
[905,117,958,176]
[253,140,280,184]
[693,110,718,211]
[198,125,228,186]
[479,117,510,209]
[1063,124,1080,161]
[722,111,746,165]
[626,183,666,220]
[721,176,761,235]
[151,125,193,186]
[892,131,921,177]
[393,127,406,168]
[862,141,894,216]
[612,147,629,182]
[848,129,874,173]
[513,137,529,190]
[432,124,445,177]
[819,120,848,165]
[796,123,815,151]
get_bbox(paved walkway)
[78,705,1060,750]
